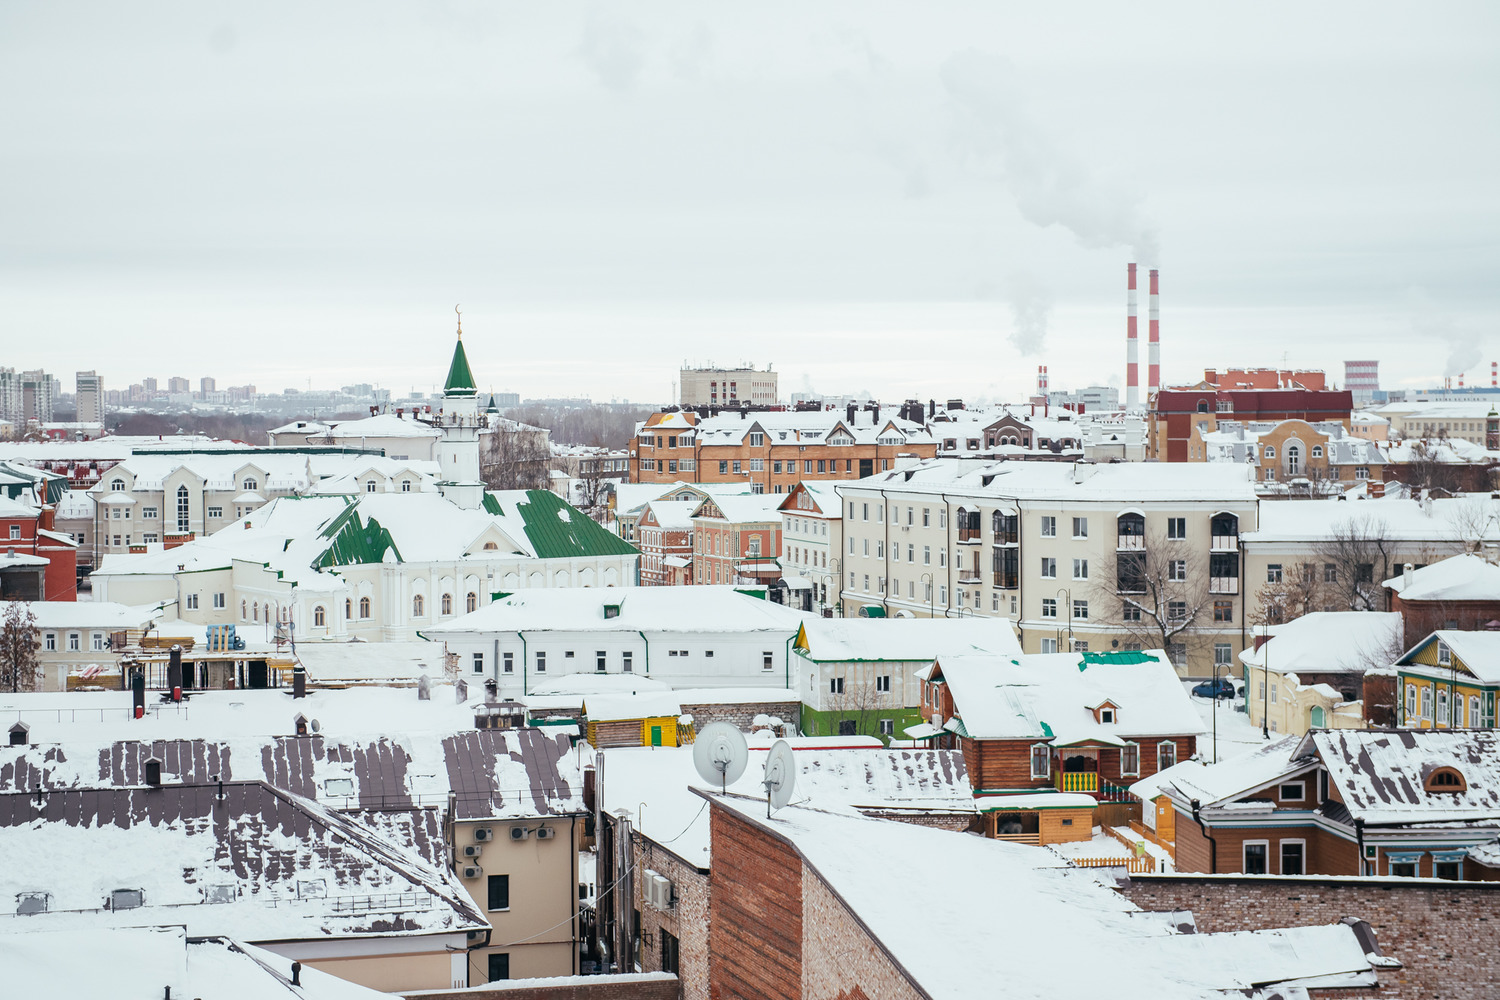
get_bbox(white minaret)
[438,309,486,510]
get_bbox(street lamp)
[829,557,843,617]
[921,572,934,619]
[1056,587,1073,653]
[1211,657,1235,763]
[1260,622,1272,739]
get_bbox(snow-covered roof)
[323,412,442,440]
[708,794,1377,998]
[794,617,1022,663]
[0,436,219,463]
[692,492,787,523]
[848,458,1259,503]
[1306,729,1500,825]
[599,746,973,866]
[1383,554,1500,602]
[0,780,486,941]
[1,928,393,1000]
[1138,736,1303,808]
[295,640,446,685]
[424,586,811,636]
[935,650,1204,744]
[1414,630,1500,683]
[1244,494,1500,544]
[583,692,683,722]
[640,499,698,531]
[0,601,161,631]
[658,409,934,449]
[1238,612,1403,675]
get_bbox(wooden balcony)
[1055,771,1098,793]
[957,526,983,544]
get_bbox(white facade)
[421,587,812,697]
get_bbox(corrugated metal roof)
[508,490,638,560]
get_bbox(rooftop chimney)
[144,757,162,787]
[131,671,145,720]
[291,963,302,987]
[484,677,498,705]
[417,674,431,701]
[455,678,469,703]
[292,664,307,699]
[168,645,183,703]
[1126,263,1139,408]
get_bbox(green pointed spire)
[444,311,477,397]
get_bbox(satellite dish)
[762,739,797,815]
[310,719,321,733]
[693,722,748,793]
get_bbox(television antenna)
[692,723,748,794]
[762,739,797,817]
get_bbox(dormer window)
[1099,708,1115,724]
[1425,767,1467,793]
[110,478,125,492]
[242,478,258,492]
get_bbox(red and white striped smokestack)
[1126,263,1139,408]
[1037,365,1049,394]
[1491,361,1496,388]
[1148,268,1161,398]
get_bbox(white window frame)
[1156,740,1177,771]
[1242,839,1270,875]
[1029,744,1051,779]
[1119,742,1139,776]
[1279,781,1305,801]
[1279,838,1307,875]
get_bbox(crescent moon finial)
[455,303,462,338]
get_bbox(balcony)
[1211,533,1239,551]
[1116,535,1145,552]
[957,526,983,544]
[1209,576,1238,595]
[958,571,982,585]
[993,572,1018,589]
[1055,772,1098,793]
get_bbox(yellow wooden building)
[1395,630,1500,730]
[582,692,686,748]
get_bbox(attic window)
[483,542,498,550]
[1426,767,1467,794]
[1437,642,1452,665]
[604,604,621,619]
[1099,708,1115,724]
[16,892,49,915]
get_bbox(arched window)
[253,603,259,622]
[176,485,191,532]
[242,478,258,492]
[110,478,125,492]
[466,592,477,613]
[1311,445,1324,458]
[1264,445,1276,459]
[345,598,352,619]
[359,596,371,618]
[241,599,247,620]
[483,541,498,550]
[1425,767,1467,793]
[1196,400,1209,413]
[365,480,377,493]
[1309,705,1326,728]
[441,593,453,616]
[412,594,424,617]
[313,606,326,627]
[1286,444,1301,476]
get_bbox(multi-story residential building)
[0,497,78,601]
[74,371,103,423]
[167,376,191,393]
[613,481,744,545]
[691,492,784,587]
[199,376,217,397]
[838,460,1260,676]
[630,406,936,491]
[775,481,842,615]
[2,600,159,689]
[1239,494,1500,625]
[1150,369,1352,461]
[636,499,696,586]
[1192,418,1387,489]
[1370,400,1498,445]
[679,365,778,407]
[21,370,54,425]
[0,368,21,426]
[929,405,1084,459]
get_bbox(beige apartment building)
[1372,401,1497,445]
[679,365,778,407]
[837,460,1260,677]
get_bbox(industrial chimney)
[1148,268,1161,399]
[1126,263,1139,408]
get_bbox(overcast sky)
[3,2,1497,405]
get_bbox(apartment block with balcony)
[629,406,936,491]
[837,460,1259,677]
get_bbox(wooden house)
[1391,630,1500,730]
[583,692,685,747]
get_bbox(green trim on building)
[799,704,925,746]
[444,337,478,396]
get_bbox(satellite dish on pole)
[693,723,748,794]
[763,739,797,816]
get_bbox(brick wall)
[857,810,975,833]
[404,972,678,1000]
[1118,874,1500,1000]
[800,861,924,1000]
[633,837,710,1000]
[680,700,800,732]
[708,806,802,999]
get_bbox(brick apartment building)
[1384,555,1500,651]
[0,498,77,601]
[629,407,936,492]
[1149,368,1353,462]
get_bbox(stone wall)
[680,699,799,732]
[800,863,924,1000]
[633,837,710,1000]
[1118,873,1500,1000]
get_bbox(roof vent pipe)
[291,962,302,986]
[1403,563,1414,591]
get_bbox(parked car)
[1192,678,1237,700]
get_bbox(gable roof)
[1399,630,1500,683]
[423,585,811,635]
[1302,729,1500,825]
[934,650,1203,744]
[794,617,1021,663]
[1239,612,1403,675]
[1384,554,1500,602]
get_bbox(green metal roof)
[498,490,639,560]
[314,503,403,567]
[1079,650,1156,670]
[444,336,478,397]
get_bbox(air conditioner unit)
[509,826,531,841]
[462,844,483,859]
[646,872,673,910]
[473,827,494,842]
[534,826,556,840]
[461,864,483,880]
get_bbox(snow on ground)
[1047,826,1175,872]
[1183,681,1273,763]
